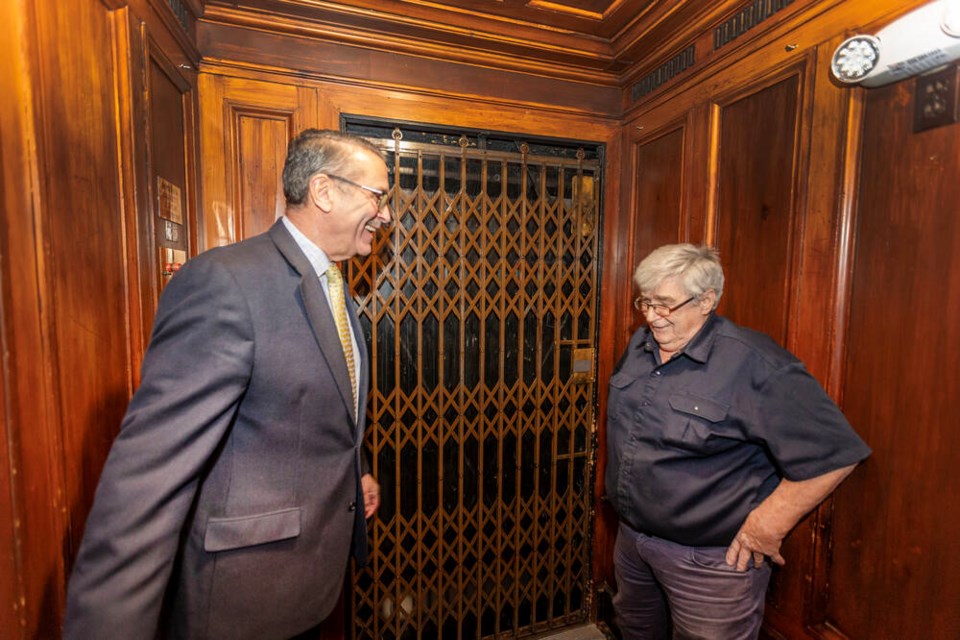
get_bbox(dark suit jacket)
[65,221,370,639]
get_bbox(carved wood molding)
[200,1,627,78]
[195,1,823,97]
[200,3,622,85]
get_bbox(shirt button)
[642,401,650,406]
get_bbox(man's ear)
[699,289,717,314]
[309,173,335,212]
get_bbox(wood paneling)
[0,1,199,637]
[631,127,686,260]
[236,116,289,237]
[830,74,960,640]
[198,20,620,116]
[627,125,686,340]
[0,2,41,634]
[198,74,317,249]
[0,0,132,636]
[714,73,800,344]
[3,0,956,637]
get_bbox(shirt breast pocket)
[609,371,639,423]
[665,392,731,453]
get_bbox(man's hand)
[724,464,858,572]
[361,473,380,519]
[725,509,787,571]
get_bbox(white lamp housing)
[831,0,960,87]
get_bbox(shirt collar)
[281,216,331,278]
[638,313,719,364]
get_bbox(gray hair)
[633,244,724,309]
[282,129,384,205]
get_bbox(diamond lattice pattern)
[348,138,600,640]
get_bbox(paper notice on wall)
[157,176,184,225]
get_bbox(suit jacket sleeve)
[64,253,255,639]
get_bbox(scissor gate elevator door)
[347,125,602,640]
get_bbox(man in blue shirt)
[606,243,870,639]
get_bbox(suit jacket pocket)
[204,507,301,552]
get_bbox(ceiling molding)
[199,1,808,89]
[201,3,626,83]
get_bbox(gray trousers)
[613,523,772,640]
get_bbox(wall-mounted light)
[831,0,960,87]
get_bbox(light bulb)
[831,35,881,83]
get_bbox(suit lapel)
[269,221,356,423]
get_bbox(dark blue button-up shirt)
[605,314,871,547]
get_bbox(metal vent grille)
[631,45,696,102]
[714,0,796,50]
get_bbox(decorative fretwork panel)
[348,128,601,640]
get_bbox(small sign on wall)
[157,176,184,225]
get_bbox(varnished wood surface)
[1,1,134,637]
[0,2,37,633]
[626,126,686,338]
[1,0,201,637]
[197,20,622,115]
[2,0,958,638]
[714,73,799,344]
[829,74,960,640]
[197,75,318,250]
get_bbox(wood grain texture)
[0,2,41,636]
[197,74,317,250]
[3,0,957,638]
[829,72,960,640]
[0,1,200,637]
[714,73,800,344]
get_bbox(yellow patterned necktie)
[326,263,357,417]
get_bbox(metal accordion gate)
[345,123,602,640]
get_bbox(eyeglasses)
[326,174,390,210]
[634,295,696,317]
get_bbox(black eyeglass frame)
[633,295,697,317]
[326,173,390,210]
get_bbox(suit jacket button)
[348,501,357,512]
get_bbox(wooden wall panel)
[631,128,686,270]
[236,116,290,237]
[198,20,619,118]
[0,2,39,633]
[626,126,686,341]
[830,76,960,640]
[30,1,131,635]
[714,74,800,344]
[0,1,134,636]
[198,74,317,250]
[1,0,200,636]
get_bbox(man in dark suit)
[64,129,391,639]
